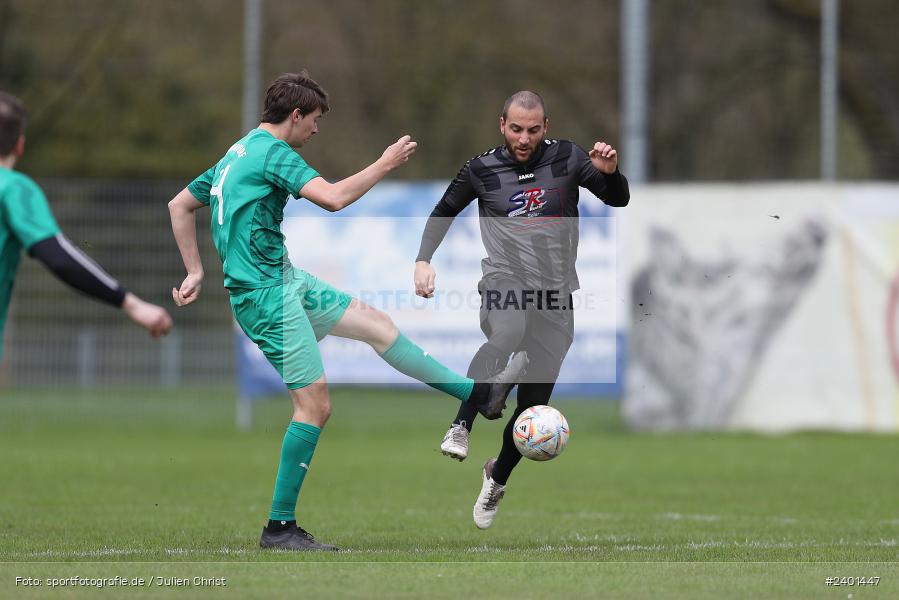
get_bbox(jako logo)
[518,173,535,181]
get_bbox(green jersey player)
[0,91,171,360]
[167,71,523,551]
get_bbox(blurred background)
[2,0,898,432]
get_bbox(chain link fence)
[1,179,234,388]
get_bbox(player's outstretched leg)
[259,378,338,551]
[441,343,507,460]
[440,352,528,462]
[443,298,529,458]
[441,350,530,461]
[329,300,519,419]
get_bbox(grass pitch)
[0,387,896,598]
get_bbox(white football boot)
[473,457,505,529]
[440,422,470,461]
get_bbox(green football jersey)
[188,129,320,290]
[0,168,60,355]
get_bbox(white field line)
[13,538,897,559]
[462,510,800,524]
[657,513,722,522]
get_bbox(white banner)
[622,183,899,432]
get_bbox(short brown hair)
[261,71,330,124]
[0,91,27,155]
[501,90,547,121]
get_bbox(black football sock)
[490,410,524,486]
[266,519,296,533]
[452,402,479,432]
[467,382,489,404]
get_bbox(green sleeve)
[262,143,320,196]
[2,175,60,249]
[187,164,216,206]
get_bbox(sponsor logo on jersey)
[509,186,567,218]
[507,188,545,217]
[518,172,535,181]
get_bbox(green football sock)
[379,332,474,401]
[269,421,320,521]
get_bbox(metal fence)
[1,179,234,388]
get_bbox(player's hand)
[414,261,436,298]
[172,272,203,307]
[380,135,418,171]
[122,293,173,338]
[589,141,618,174]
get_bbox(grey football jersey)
[417,139,629,293]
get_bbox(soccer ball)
[513,405,570,461]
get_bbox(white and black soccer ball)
[513,405,570,461]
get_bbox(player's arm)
[299,135,417,212]
[4,175,171,337]
[578,141,630,207]
[414,162,477,298]
[30,234,126,305]
[29,235,172,338]
[169,167,213,307]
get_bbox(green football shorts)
[229,268,353,389]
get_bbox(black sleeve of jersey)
[29,234,127,307]
[576,146,630,207]
[415,162,477,262]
